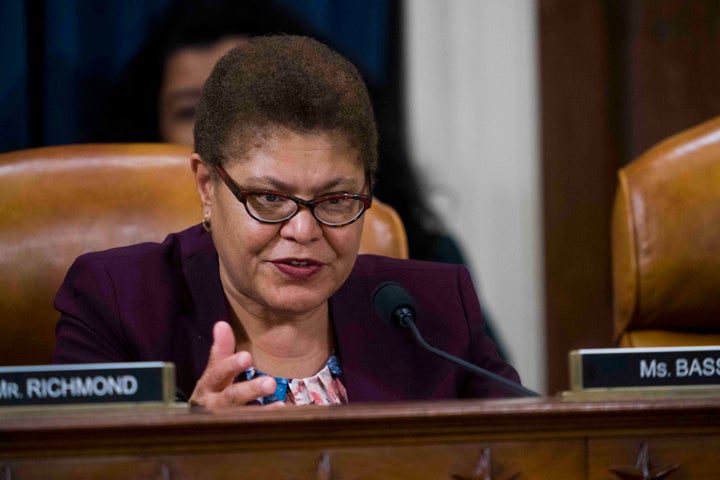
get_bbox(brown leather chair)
[612,116,720,347]
[0,143,408,366]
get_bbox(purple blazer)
[53,225,521,401]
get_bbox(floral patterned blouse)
[244,355,348,406]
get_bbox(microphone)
[372,282,540,398]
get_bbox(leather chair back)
[612,116,720,347]
[0,143,408,366]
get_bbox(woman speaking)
[52,36,521,409]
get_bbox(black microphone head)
[372,281,417,327]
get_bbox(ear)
[191,153,215,210]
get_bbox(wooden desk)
[2,397,720,479]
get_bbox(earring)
[202,212,212,232]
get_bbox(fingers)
[196,321,245,391]
[189,321,283,410]
[193,374,279,411]
[210,321,236,362]
[220,376,278,407]
[203,350,252,393]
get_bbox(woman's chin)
[262,286,329,316]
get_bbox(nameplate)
[569,346,720,390]
[0,362,175,407]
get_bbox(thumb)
[209,321,237,362]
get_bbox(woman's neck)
[226,295,334,379]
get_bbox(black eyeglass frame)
[213,164,373,227]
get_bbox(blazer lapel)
[180,226,228,383]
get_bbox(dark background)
[0,0,393,153]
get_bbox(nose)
[279,205,323,243]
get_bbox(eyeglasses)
[214,165,372,227]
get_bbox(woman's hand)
[189,321,284,410]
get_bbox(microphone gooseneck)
[372,282,540,398]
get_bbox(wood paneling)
[540,0,720,394]
[540,0,620,395]
[3,398,720,479]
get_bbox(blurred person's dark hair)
[94,0,311,143]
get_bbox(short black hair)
[194,35,378,187]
